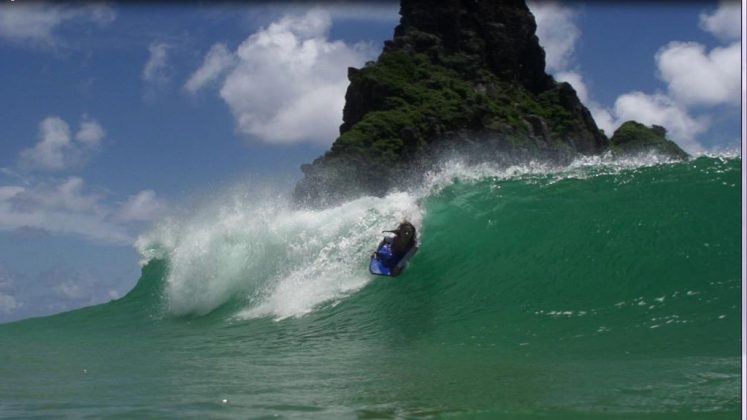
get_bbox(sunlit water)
[0,154,740,419]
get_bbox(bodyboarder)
[371,221,417,276]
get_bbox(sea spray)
[136,187,423,318]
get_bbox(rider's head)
[395,222,415,245]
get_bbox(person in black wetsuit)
[376,221,417,276]
[388,222,416,257]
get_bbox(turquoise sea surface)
[0,155,740,418]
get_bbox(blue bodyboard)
[369,240,418,277]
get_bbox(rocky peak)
[293,0,686,207]
[391,0,552,93]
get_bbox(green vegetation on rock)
[294,0,689,206]
[610,121,689,159]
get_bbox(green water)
[0,156,741,418]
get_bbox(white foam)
[136,189,421,319]
[412,151,683,197]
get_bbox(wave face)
[0,155,740,418]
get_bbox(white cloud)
[0,177,131,244]
[0,265,20,317]
[191,9,375,145]
[588,105,616,137]
[529,1,742,152]
[555,71,588,103]
[0,2,115,47]
[236,2,399,33]
[50,269,121,305]
[55,279,88,300]
[32,176,102,213]
[554,70,618,136]
[117,190,165,222]
[143,42,171,83]
[699,1,741,41]
[75,115,106,147]
[6,176,100,214]
[0,293,18,315]
[5,116,164,245]
[0,167,29,185]
[0,265,15,291]
[185,43,235,94]
[656,41,740,107]
[19,117,73,171]
[0,264,128,322]
[549,71,708,151]
[0,3,71,44]
[38,267,113,306]
[88,3,117,26]
[613,92,708,153]
[0,178,168,244]
[529,3,617,138]
[0,186,25,201]
[19,115,105,172]
[528,1,580,73]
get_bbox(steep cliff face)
[293,0,684,206]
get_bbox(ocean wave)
[134,153,736,319]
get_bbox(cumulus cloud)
[74,115,106,147]
[0,177,133,243]
[188,9,375,145]
[0,186,25,202]
[529,0,743,151]
[23,176,102,213]
[143,42,172,83]
[528,1,621,136]
[19,117,71,171]
[87,3,117,26]
[0,264,23,321]
[0,293,18,315]
[238,2,399,31]
[117,190,165,222]
[0,4,68,44]
[0,179,163,319]
[587,105,617,138]
[0,263,129,322]
[184,43,235,94]
[656,41,740,107]
[0,263,22,319]
[5,115,166,246]
[528,1,580,73]
[0,176,170,244]
[40,268,121,314]
[554,71,588,103]
[19,115,105,172]
[0,2,115,47]
[554,71,618,136]
[699,1,742,41]
[55,278,88,300]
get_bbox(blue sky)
[0,1,741,322]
